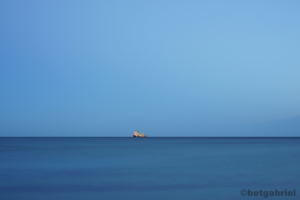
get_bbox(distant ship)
[133,129,147,137]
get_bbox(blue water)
[0,137,299,200]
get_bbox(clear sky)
[1,0,299,136]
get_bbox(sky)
[0,0,300,136]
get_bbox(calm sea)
[0,137,299,200]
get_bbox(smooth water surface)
[0,137,299,200]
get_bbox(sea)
[0,137,299,200]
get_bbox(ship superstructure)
[133,129,147,137]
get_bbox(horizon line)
[0,136,299,138]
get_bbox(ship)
[133,129,147,137]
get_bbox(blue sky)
[1,0,299,136]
